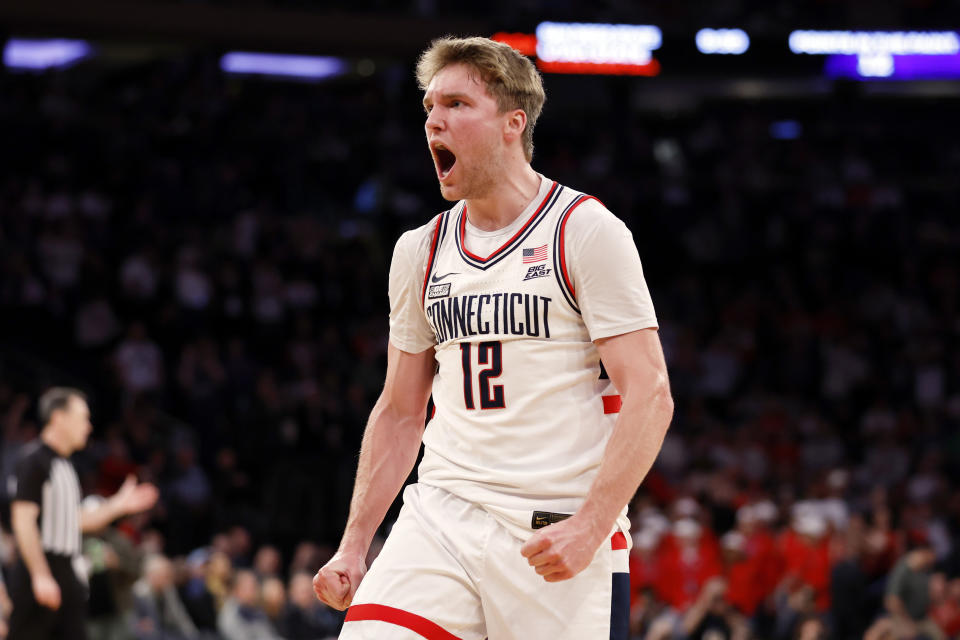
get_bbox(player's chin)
[438,182,462,202]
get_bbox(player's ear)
[504,109,527,144]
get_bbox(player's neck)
[465,164,540,232]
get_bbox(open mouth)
[432,143,457,180]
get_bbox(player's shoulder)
[394,206,458,261]
[553,182,626,235]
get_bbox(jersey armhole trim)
[420,212,448,308]
[552,194,602,314]
[611,531,628,550]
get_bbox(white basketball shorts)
[340,483,630,640]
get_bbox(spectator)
[779,513,831,611]
[74,297,121,350]
[205,551,233,612]
[681,577,749,640]
[119,250,158,302]
[720,531,761,617]
[165,442,213,554]
[280,572,342,640]
[84,494,144,640]
[179,548,219,636]
[656,518,722,611]
[261,577,286,632]
[793,614,826,640]
[829,515,871,640]
[217,570,284,640]
[629,527,662,621]
[883,541,944,640]
[737,503,781,611]
[288,542,324,577]
[131,554,198,640]
[772,586,818,640]
[253,545,282,581]
[224,526,253,568]
[862,504,903,581]
[930,576,960,638]
[113,323,165,398]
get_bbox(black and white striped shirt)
[11,441,82,557]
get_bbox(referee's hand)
[313,551,366,611]
[31,573,61,610]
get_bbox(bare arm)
[11,501,52,579]
[339,342,435,555]
[314,341,435,608]
[883,559,917,631]
[522,328,673,580]
[79,503,124,534]
[579,328,673,538]
[11,500,61,609]
[883,594,918,638]
[883,593,911,620]
[80,475,159,533]
[682,578,727,634]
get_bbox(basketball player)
[313,36,673,639]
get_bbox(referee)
[7,387,158,640]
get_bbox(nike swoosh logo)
[431,272,459,283]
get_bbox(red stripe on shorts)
[611,531,628,550]
[602,395,622,414]
[346,604,463,640]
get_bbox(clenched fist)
[313,551,367,610]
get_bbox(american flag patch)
[522,244,548,263]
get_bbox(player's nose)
[425,108,443,132]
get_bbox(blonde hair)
[416,36,546,162]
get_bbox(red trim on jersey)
[345,604,463,640]
[611,531,628,550]
[459,181,558,263]
[602,394,622,414]
[557,195,603,300]
[420,215,445,307]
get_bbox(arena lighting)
[789,30,960,80]
[534,22,662,75]
[536,60,661,76]
[491,32,537,57]
[788,30,960,55]
[219,52,346,80]
[536,22,661,64]
[696,29,750,55]
[3,38,92,70]
[769,120,802,140]
[825,52,960,79]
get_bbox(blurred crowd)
[0,509,349,640]
[81,519,351,640]
[0,44,959,640]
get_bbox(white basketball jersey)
[389,176,658,538]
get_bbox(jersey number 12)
[460,341,505,410]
